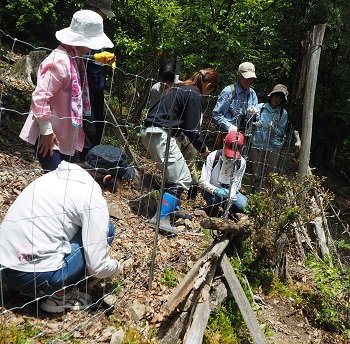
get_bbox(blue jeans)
[2,220,115,297]
[34,140,77,173]
[203,190,247,217]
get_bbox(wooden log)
[209,279,228,312]
[200,216,251,237]
[273,233,289,281]
[159,278,230,344]
[312,215,329,258]
[293,130,301,149]
[0,76,10,88]
[0,54,16,65]
[161,237,229,317]
[11,50,47,87]
[183,262,218,344]
[293,226,306,261]
[309,193,330,258]
[221,254,267,344]
[159,312,189,344]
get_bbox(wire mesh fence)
[1,29,349,341]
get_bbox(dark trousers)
[203,190,247,218]
[35,141,76,173]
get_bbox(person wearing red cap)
[199,131,247,219]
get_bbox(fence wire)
[1,30,349,341]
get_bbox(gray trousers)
[141,127,192,190]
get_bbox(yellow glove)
[93,51,116,66]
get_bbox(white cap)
[238,62,257,79]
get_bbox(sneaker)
[40,287,92,313]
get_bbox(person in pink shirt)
[20,9,113,172]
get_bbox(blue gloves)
[213,188,229,199]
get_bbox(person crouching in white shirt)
[199,131,247,220]
[0,145,135,313]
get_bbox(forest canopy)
[1,0,350,171]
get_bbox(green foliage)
[110,279,124,295]
[269,277,303,304]
[202,228,213,242]
[0,0,81,48]
[158,267,179,288]
[337,239,350,251]
[204,301,250,344]
[304,255,350,331]
[123,326,158,344]
[242,174,333,290]
[112,0,183,73]
[109,323,157,343]
[0,320,40,344]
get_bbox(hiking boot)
[40,287,92,313]
[149,215,179,234]
[149,192,180,234]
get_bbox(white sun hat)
[55,10,113,50]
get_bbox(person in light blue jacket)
[250,84,289,185]
[212,62,259,144]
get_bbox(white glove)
[247,106,257,117]
[228,124,238,132]
[253,120,263,128]
[109,257,134,279]
[108,261,123,280]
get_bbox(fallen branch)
[183,261,218,344]
[221,254,267,344]
[161,237,229,317]
[200,216,251,237]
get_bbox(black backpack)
[211,149,241,171]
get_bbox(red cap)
[224,131,245,159]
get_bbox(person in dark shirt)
[81,0,116,160]
[141,68,219,234]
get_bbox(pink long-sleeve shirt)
[20,45,85,156]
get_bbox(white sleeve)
[199,152,217,195]
[80,190,119,279]
[37,119,53,135]
[229,158,246,199]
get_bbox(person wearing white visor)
[20,10,113,173]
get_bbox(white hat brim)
[55,28,113,50]
[241,71,257,79]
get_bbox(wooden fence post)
[298,24,326,175]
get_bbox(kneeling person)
[0,145,134,313]
[199,131,247,219]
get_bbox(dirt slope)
[0,55,346,343]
